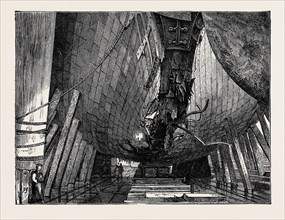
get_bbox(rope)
[16,13,133,122]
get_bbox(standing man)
[31,164,44,203]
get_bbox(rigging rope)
[16,13,133,122]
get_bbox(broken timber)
[44,90,80,197]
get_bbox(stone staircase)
[125,178,227,204]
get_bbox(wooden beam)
[61,132,83,187]
[54,118,80,188]
[69,140,87,184]
[45,123,59,153]
[210,150,223,181]
[225,118,252,191]
[207,155,215,176]
[47,110,57,130]
[44,90,80,197]
[247,129,267,175]
[250,124,270,160]
[79,145,94,182]
[47,88,62,122]
[242,133,259,172]
[256,109,270,147]
[218,145,231,183]
[43,144,56,177]
[86,149,97,182]
[238,134,251,170]
[220,136,237,184]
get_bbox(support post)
[250,124,270,160]
[247,129,268,175]
[45,123,59,153]
[69,140,87,184]
[225,118,252,192]
[218,144,231,184]
[242,133,259,173]
[44,90,80,197]
[256,109,270,147]
[79,145,94,182]
[238,134,251,170]
[220,136,238,185]
[54,118,80,188]
[47,88,62,122]
[86,149,97,182]
[61,132,83,187]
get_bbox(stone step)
[145,192,225,198]
[130,188,192,192]
[131,185,190,191]
[132,178,184,184]
[125,193,227,204]
[124,199,229,204]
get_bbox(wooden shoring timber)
[218,144,231,183]
[86,148,97,182]
[79,145,94,182]
[207,155,215,176]
[250,124,270,160]
[209,150,222,181]
[43,144,56,177]
[54,118,80,188]
[47,110,57,130]
[247,129,267,175]
[241,133,259,172]
[237,133,251,171]
[69,140,87,184]
[44,123,59,153]
[220,136,238,184]
[256,109,270,147]
[44,90,80,197]
[225,118,252,191]
[47,88,62,122]
[61,132,83,187]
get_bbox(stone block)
[95,86,103,103]
[105,102,111,113]
[94,21,104,47]
[98,71,106,87]
[99,12,108,25]
[103,15,114,40]
[84,29,95,52]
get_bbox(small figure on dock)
[31,164,44,204]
